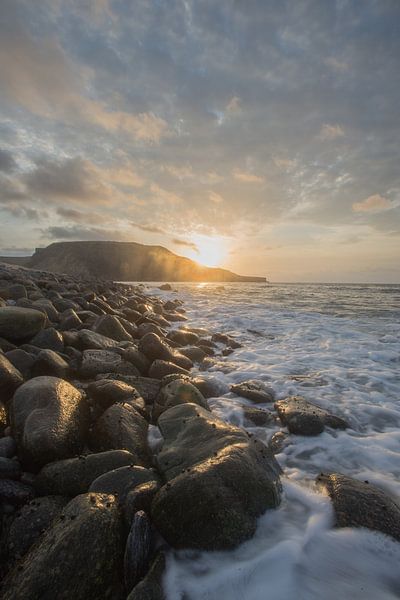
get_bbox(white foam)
[146,282,400,598]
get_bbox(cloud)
[171,238,199,253]
[318,124,345,140]
[226,96,241,112]
[209,191,224,204]
[324,57,349,72]
[43,225,131,242]
[150,183,183,205]
[352,194,391,213]
[233,169,265,184]
[56,207,111,224]
[0,149,16,172]
[130,222,167,234]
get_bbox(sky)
[0,0,399,282]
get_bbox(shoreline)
[0,262,399,599]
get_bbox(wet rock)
[0,457,21,480]
[97,375,161,404]
[231,380,275,404]
[89,465,158,504]
[126,552,165,600]
[11,377,89,468]
[31,299,59,322]
[87,379,143,411]
[138,333,192,370]
[0,307,46,342]
[80,349,140,378]
[60,310,82,331]
[153,379,209,421]
[268,431,290,454]
[0,493,125,600]
[242,406,275,427]
[0,479,34,507]
[136,323,166,339]
[0,436,16,458]
[167,330,199,346]
[5,495,68,561]
[34,450,136,496]
[179,346,206,363]
[316,472,400,542]
[93,314,133,342]
[30,327,64,353]
[148,359,190,380]
[0,337,17,352]
[124,347,151,375]
[0,354,24,404]
[159,284,172,291]
[0,402,7,434]
[90,403,151,467]
[124,511,154,594]
[0,283,27,301]
[5,349,35,380]
[151,403,282,550]
[124,481,161,527]
[78,328,119,350]
[212,332,242,348]
[275,396,348,436]
[32,349,69,378]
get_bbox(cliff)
[16,241,267,282]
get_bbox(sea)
[145,282,400,600]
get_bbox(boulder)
[124,347,151,375]
[153,379,209,421]
[79,349,140,379]
[30,327,64,353]
[127,552,165,600]
[316,473,400,542]
[0,354,24,404]
[5,349,35,380]
[0,457,21,480]
[0,479,35,507]
[97,375,160,404]
[231,380,275,404]
[0,493,125,600]
[32,349,69,379]
[5,495,68,562]
[124,511,154,594]
[0,307,46,342]
[90,403,151,467]
[275,396,348,435]
[78,329,119,350]
[89,465,158,504]
[148,360,189,380]
[242,406,276,427]
[151,403,282,550]
[93,314,132,342]
[11,377,89,468]
[87,379,143,411]
[34,450,136,496]
[138,333,192,370]
[167,330,199,346]
[0,436,17,458]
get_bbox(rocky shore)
[0,262,399,599]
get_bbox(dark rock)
[32,349,69,378]
[90,403,151,467]
[231,380,275,404]
[93,314,132,342]
[97,375,161,404]
[124,481,161,527]
[159,284,172,291]
[34,450,136,496]
[153,379,209,421]
[269,431,290,454]
[167,330,199,346]
[30,327,64,353]
[0,436,16,458]
[78,328,119,350]
[5,495,68,561]
[242,406,275,427]
[0,307,46,342]
[11,376,89,468]
[89,465,158,504]
[80,349,140,378]
[179,346,206,363]
[124,347,151,375]
[151,403,281,550]
[0,337,17,352]
[0,493,125,600]
[275,396,348,436]
[136,323,166,339]
[53,297,80,312]
[87,379,143,410]
[212,332,242,348]
[31,299,59,322]
[0,353,24,404]
[138,333,192,370]
[124,511,154,594]
[5,349,35,380]
[316,473,400,542]
[0,478,34,507]
[0,402,7,434]
[0,457,21,480]
[126,552,165,600]
[148,359,190,380]
[60,310,82,331]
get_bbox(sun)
[189,234,228,268]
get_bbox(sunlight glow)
[187,234,229,268]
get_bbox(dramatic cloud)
[352,194,391,213]
[171,239,199,253]
[0,0,399,281]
